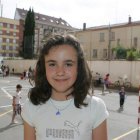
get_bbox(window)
[42,17,46,20]
[134,37,137,48]
[0,38,2,43]
[61,22,64,25]
[0,23,3,27]
[6,30,10,35]
[13,32,16,36]
[13,25,16,29]
[6,53,9,57]
[13,46,16,50]
[9,53,13,57]
[3,46,6,50]
[6,46,9,50]
[103,49,107,58]
[100,33,105,42]
[110,32,115,41]
[2,53,6,57]
[13,39,16,43]
[92,49,97,58]
[48,26,53,30]
[50,19,53,22]
[117,39,120,46]
[6,38,10,43]
[7,23,10,28]
[66,23,69,26]
[9,46,13,50]
[22,12,26,16]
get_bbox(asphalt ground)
[0,75,140,140]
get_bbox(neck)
[51,89,73,101]
[51,94,73,101]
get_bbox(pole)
[137,85,140,140]
[108,23,111,60]
[138,85,140,126]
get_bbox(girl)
[22,35,109,140]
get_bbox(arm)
[92,120,108,140]
[24,121,36,140]
[12,96,16,109]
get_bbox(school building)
[70,16,140,61]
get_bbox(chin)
[53,86,73,94]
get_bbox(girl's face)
[45,44,78,100]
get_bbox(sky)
[1,0,140,29]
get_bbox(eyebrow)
[45,60,76,63]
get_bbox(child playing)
[119,86,126,110]
[22,35,109,140]
[11,84,22,124]
[103,73,111,94]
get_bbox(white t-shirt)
[22,96,109,140]
[14,91,21,104]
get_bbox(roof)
[86,20,140,31]
[14,8,75,30]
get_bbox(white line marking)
[0,105,12,108]
[0,110,12,117]
[0,103,24,109]
[0,86,31,100]
[1,87,13,99]
[0,80,10,83]
[112,127,139,140]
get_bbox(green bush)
[127,50,137,61]
[113,46,127,59]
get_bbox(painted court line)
[0,105,12,109]
[112,127,139,140]
[0,109,12,117]
[1,87,13,99]
[0,103,24,109]
[0,80,10,83]
[1,86,31,99]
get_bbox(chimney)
[83,23,86,30]
[128,16,131,24]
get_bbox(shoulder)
[84,95,108,112]
[22,99,42,126]
[85,95,106,106]
[85,95,109,129]
[23,99,40,110]
[22,99,42,116]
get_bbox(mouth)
[54,78,68,82]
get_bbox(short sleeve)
[91,96,109,129]
[21,99,35,127]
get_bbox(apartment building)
[14,8,76,55]
[73,17,140,60]
[0,17,21,57]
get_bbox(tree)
[126,48,138,61]
[113,45,127,59]
[23,8,35,59]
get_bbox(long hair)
[29,34,93,108]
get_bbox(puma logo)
[64,120,82,135]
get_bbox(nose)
[56,66,65,76]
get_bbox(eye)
[65,63,73,67]
[48,63,56,67]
